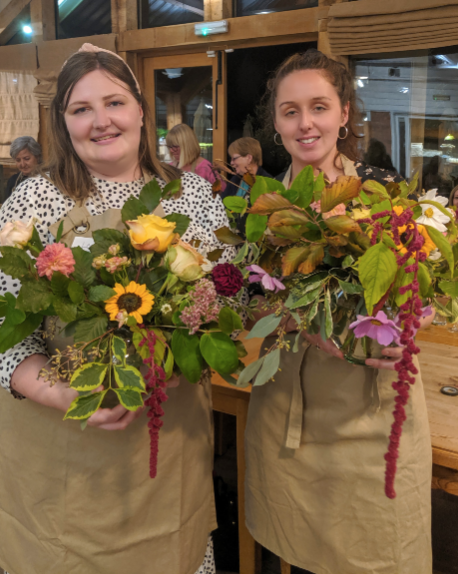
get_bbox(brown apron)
[0,195,217,574]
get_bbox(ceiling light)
[22,25,32,34]
[357,79,364,88]
[400,87,409,93]
[445,134,455,140]
[195,21,228,37]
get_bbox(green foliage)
[218,306,243,335]
[245,313,283,339]
[29,227,44,253]
[53,297,78,323]
[246,214,268,243]
[112,336,127,365]
[89,285,116,303]
[250,176,285,205]
[68,281,85,305]
[0,247,34,280]
[70,363,108,391]
[253,348,280,386]
[0,312,43,353]
[64,391,106,420]
[199,332,239,375]
[139,179,162,212]
[162,179,182,200]
[425,226,454,276]
[214,227,244,245]
[236,356,265,388]
[91,229,130,257]
[338,280,363,294]
[121,197,150,223]
[17,278,53,313]
[164,213,190,236]
[171,329,204,384]
[51,272,71,297]
[73,316,108,343]
[291,165,314,208]
[113,365,146,391]
[71,247,96,288]
[359,243,398,315]
[223,196,248,213]
[439,280,458,298]
[113,388,144,410]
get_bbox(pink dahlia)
[36,242,76,280]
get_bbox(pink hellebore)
[349,311,402,346]
[310,200,346,220]
[246,265,285,293]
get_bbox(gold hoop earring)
[274,133,283,146]
[338,126,349,140]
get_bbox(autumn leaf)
[282,246,310,276]
[324,215,361,235]
[274,225,308,240]
[250,193,293,215]
[268,209,310,228]
[326,235,348,247]
[298,244,325,274]
[320,176,362,213]
[267,236,293,247]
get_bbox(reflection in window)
[353,50,458,199]
[154,67,213,163]
[56,0,111,39]
[236,0,317,17]
[140,0,204,29]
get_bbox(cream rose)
[164,240,206,282]
[126,214,177,252]
[0,216,35,248]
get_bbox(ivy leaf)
[320,176,362,213]
[425,226,454,276]
[70,363,108,391]
[200,332,239,375]
[53,296,78,323]
[214,227,244,245]
[246,313,283,340]
[218,307,243,335]
[64,391,106,420]
[223,196,248,214]
[113,388,144,411]
[246,214,268,243]
[73,316,108,343]
[68,281,85,304]
[282,246,310,276]
[113,365,146,391]
[112,336,127,365]
[139,179,162,212]
[359,243,397,315]
[89,285,116,303]
[291,165,314,208]
[71,247,96,288]
[324,215,361,235]
[250,193,293,215]
[254,348,280,386]
[164,213,190,236]
[17,278,53,313]
[171,329,204,384]
[121,196,149,223]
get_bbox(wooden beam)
[317,2,347,65]
[119,6,321,52]
[30,0,55,41]
[204,0,232,21]
[111,0,137,34]
[0,0,30,34]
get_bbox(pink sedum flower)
[105,256,130,274]
[246,265,285,293]
[310,200,346,220]
[349,311,401,346]
[36,242,75,280]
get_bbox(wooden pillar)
[111,0,138,34]
[30,0,56,41]
[317,0,348,67]
[204,0,232,21]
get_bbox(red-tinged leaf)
[298,244,324,275]
[250,193,293,215]
[268,209,310,228]
[267,236,293,247]
[214,226,244,245]
[242,172,256,188]
[274,225,308,240]
[328,246,346,258]
[324,215,361,235]
[326,235,348,246]
[282,246,310,276]
[212,178,222,199]
[320,176,362,213]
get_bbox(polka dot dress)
[0,171,236,393]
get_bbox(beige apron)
[0,194,217,574]
[246,160,432,573]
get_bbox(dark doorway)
[226,42,316,177]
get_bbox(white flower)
[417,188,451,232]
[0,216,36,248]
[428,248,441,261]
[201,258,213,273]
[161,303,172,315]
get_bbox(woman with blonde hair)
[166,123,225,190]
[0,44,234,574]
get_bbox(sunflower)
[105,281,154,324]
[392,205,436,257]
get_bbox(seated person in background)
[166,123,225,191]
[222,137,271,201]
[3,137,42,203]
[363,138,397,172]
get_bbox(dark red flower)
[212,263,244,296]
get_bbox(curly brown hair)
[264,49,361,162]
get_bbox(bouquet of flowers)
[0,179,247,477]
[218,167,458,497]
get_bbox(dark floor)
[213,413,458,574]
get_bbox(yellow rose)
[164,240,206,282]
[0,216,35,248]
[126,214,177,252]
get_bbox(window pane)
[154,66,213,162]
[353,48,458,199]
[140,0,204,29]
[56,0,111,39]
[236,0,317,17]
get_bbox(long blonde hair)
[45,50,178,201]
[166,124,201,169]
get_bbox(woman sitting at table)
[245,49,435,574]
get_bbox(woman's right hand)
[300,331,344,360]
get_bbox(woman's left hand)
[365,346,403,371]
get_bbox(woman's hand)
[300,331,344,360]
[87,403,145,431]
[365,346,403,371]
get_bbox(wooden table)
[211,325,458,574]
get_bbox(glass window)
[56,0,111,39]
[154,66,213,162]
[236,0,317,17]
[5,5,32,45]
[353,48,458,200]
[140,0,204,29]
